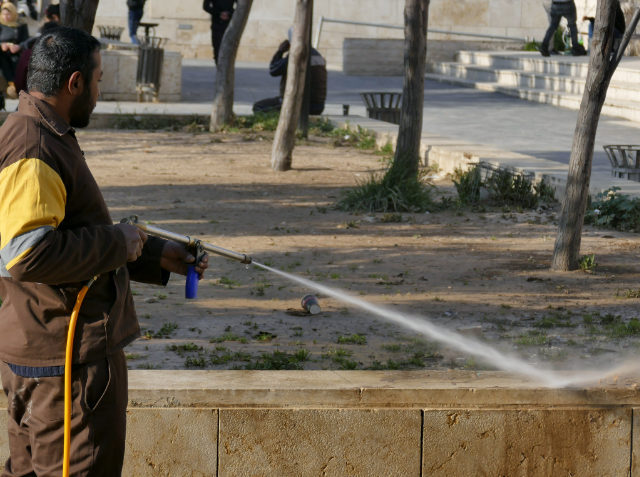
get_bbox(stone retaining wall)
[0,371,638,475]
[100,49,182,102]
[93,0,551,68]
[343,39,524,76]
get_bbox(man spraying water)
[0,27,209,476]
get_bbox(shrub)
[335,159,438,213]
[584,187,640,232]
[453,163,555,207]
[524,41,540,52]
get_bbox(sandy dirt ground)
[78,129,640,373]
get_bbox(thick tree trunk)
[209,0,254,131]
[60,0,100,33]
[270,0,313,171]
[393,0,429,176]
[552,2,640,271]
[297,1,314,139]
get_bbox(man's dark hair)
[27,27,101,97]
[45,4,60,17]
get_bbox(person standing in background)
[203,0,235,65]
[540,0,587,56]
[127,0,146,44]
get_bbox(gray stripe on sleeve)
[0,226,54,267]
[0,257,10,277]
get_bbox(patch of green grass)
[243,350,303,370]
[293,348,311,361]
[125,353,144,360]
[515,330,548,346]
[219,276,241,288]
[381,343,402,352]
[155,292,168,300]
[113,113,208,131]
[166,343,201,353]
[337,334,367,345]
[339,359,359,370]
[533,312,576,329]
[210,333,248,344]
[229,111,280,132]
[155,322,178,338]
[329,347,353,358]
[185,356,207,367]
[616,288,640,299]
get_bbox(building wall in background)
[94,0,618,68]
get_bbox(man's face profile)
[69,51,102,129]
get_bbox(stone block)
[328,0,399,24]
[423,409,631,476]
[123,408,218,476]
[247,0,296,22]
[489,0,522,28]
[521,0,550,29]
[430,0,490,28]
[219,409,421,476]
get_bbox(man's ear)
[67,71,83,96]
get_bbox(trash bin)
[136,37,168,103]
[98,25,125,41]
[359,92,402,125]
[604,145,640,181]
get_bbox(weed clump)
[585,187,640,232]
[337,334,367,345]
[335,160,438,213]
[453,163,555,208]
[243,350,304,370]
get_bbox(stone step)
[429,62,640,103]
[424,72,640,123]
[455,50,640,84]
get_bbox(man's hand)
[1,43,10,52]
[278,39,290,52]
[114,224,147,262]
[160,241,210,278]
[9,44,20,54]
[220,11,230,21]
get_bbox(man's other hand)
[160,241,210,278]
[278,39,290,52]
[114,224,147,262]
[220,11,230,21]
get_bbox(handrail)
[314,16,529,49]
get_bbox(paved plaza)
[183,59,640,175]
[5,58,632,176]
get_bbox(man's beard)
[68,83,94,128]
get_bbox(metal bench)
[604,145,640,182]
[359,92,402,125]
[98,25,125,41]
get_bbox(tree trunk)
[552,2,640,271]
[270,0,313,171]
[209,0,254,131]
[297,1,314,139]
[60,0,100,33]
[393,0,429,176]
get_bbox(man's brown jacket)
[0,92,168,366]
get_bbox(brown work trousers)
[0,350,127,477]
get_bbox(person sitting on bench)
[253,27,327,116]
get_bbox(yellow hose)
[63,278,96,477]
